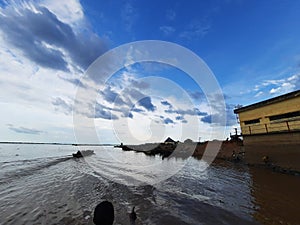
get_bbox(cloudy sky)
[0,0,299,144]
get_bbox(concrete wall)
[243,132,300,171]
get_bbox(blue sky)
[0,0,299,143]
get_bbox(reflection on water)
[86,148,195,186]
[0,144,299,224]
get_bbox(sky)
[0,0,300,144]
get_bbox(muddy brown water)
[0,144,299,224]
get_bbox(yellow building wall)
[238,95,300,135]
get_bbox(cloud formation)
[179,20,210,40]
[94,105,118,120]
[160,26,175,36]
[189,91,205,100]
[201,102,237,126]
[137,97,156,112]
[163,118,174,124]
[59,76,86,88]
[253,74,300,97]
[165,108,207,117]
[269,74,300,95]
[0,3,107,72]
[100,86,124,105]
[161,100,172,108]
[52,97,73,115]
[7,125,43,135]
[166,9,176,21]
[121,1,138,32]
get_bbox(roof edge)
[234,90,300,114]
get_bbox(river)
[0,144,299,224]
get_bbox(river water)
[0,144,299,225]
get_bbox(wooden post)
[286,121,290,132]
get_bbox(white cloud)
[0,1,107,72]
[77,70,226,143]
[254,74,300,96]
[121,1,138,32]
[159,26,175,36]
[0,0,94,142]
[166,9,176,21]
[0,1,232,143]
[179,20,211,40]
[254,91,264,97]
[40,0,84,27]
[269,82,295,95]
[248,73,300,101]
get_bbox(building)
[234,90,300,135]
[234,90,300,171]
[164,137,176,145]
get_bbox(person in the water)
[93,201,137,225]
[129,206,137,225]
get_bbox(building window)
[269,111,300,121]
[244,118,260,125]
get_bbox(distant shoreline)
[0,141,115,146]
[114,139,244,161]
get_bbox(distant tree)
[184,138,193,144]
[234,104,243,109]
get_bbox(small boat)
[72,150,94,158]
